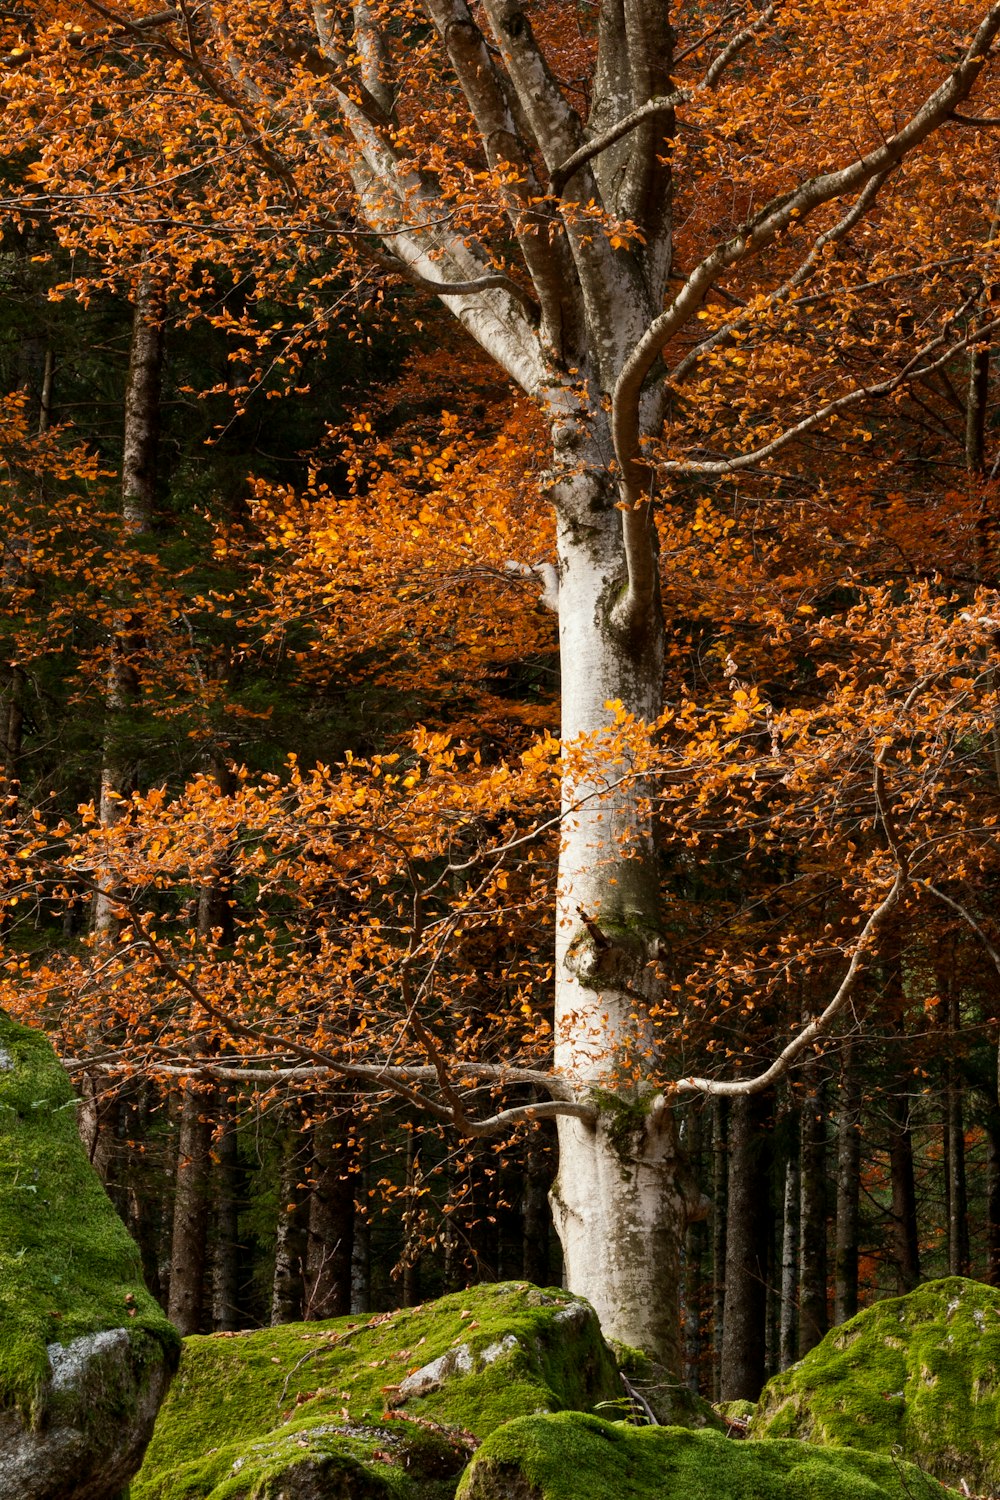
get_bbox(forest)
[2,0,1000,1421]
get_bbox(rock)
[455,1411,955,1500]
[134,1283,622,1499]
[751,1275,1000,1494]
[0,1012,180,1500]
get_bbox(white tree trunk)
[542,415,684,1367]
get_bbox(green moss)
[0,1012,179,1419]
[456,1412,954,1500]
[135,1284,621,1500]
[751,1277,1000,1493]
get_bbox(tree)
[7,0,1000,1366]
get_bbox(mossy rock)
[751,1276,1000,1493]
[455,1412,954,1500]
[135,1283,622,1500]
[0,1012,180,1499]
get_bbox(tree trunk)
[946,986,970,1277]
[887,1083,921,1292]
[779,1122,800,1369]
[93,273,164,941]
[545,422,684,1364]
[720,1092,773,1402]
[711,1098,727,1401]
[350,1139,371,1314]
[521,1118,553,1286]
[305,1113,355,1319]
[682,1106,706,1392]
[212,1104,242,1332]
[987,1120,1000,1286]
[271,1113,308,1325]
[798,1073,828,1357]
[834,1047,861,1324]
[167,1075,214,1335]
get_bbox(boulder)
[455,1412,955,1500]
[0,1012,180,1500]
[133,1282,622,1499]
[751,1275,1000,1494]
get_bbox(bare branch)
[674,868,907,1098]
[613,2,1000,491]
[550,4,777,194]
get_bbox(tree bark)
[212,1104,242,1331]
[271,1112,308,1325]
[167,1074,214,1335]
[779,1119,800,1369]
[720,1092,773,1402]
[798,1071,828,1357]
[711,1097,727,1401]
[834,1046,861,1323]
[682,1106,706,1392]
[305,1113,355,1319]
[545,420,685,1364]
[887,1083,921,1292]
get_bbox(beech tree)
[7,0,1000,1366]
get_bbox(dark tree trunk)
[720,1092,773,1402]
[798,1072,828,1357]
[350,1140,371,1314]
[711,1098,727,1402]
[946,988,970,1277]
[682,1107,706,1392]
[987,1119,1000,1286]
[167,1076,214,1335]
[834,1047,861,1324]
[887,1084,921,1292]
[271,1113,308,1325]
[212,1104,242,1331]
[522,1121,553,1287]
[306,1114,355,1319]
[779,1122,800,1370]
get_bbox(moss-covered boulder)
[751,1276,1000,1493]
[455,1412,954,1500]
[134,1282,623,1500]
[0,1012,180,1499]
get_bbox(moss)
[0,1012,179,1421]
[455,1412,954,1500]
[751,1277,1000,1493]
[589,1088,655,1159]
[135,1284,621,1500]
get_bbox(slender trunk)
[94,274,164,941]
[401,1133,422,1307]
[987,1120,1000,1285]
[720,1092,773,1402]
[711,1098,727,1401]
[798,1073,828,1357]
[682,1107,705,1393]
[887,1084,921,1291]
[306,1113,355,1319]
[834,1046,861,1323]
[271,1112,308,1325]
[521,1117,553,1286]
[946,987,970,1276]
[779,1122,800,1369]
[212,1104,242,1331]
[350,1139,371,1314]
[167,1072,214,1335]
[546,422,681,1363]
